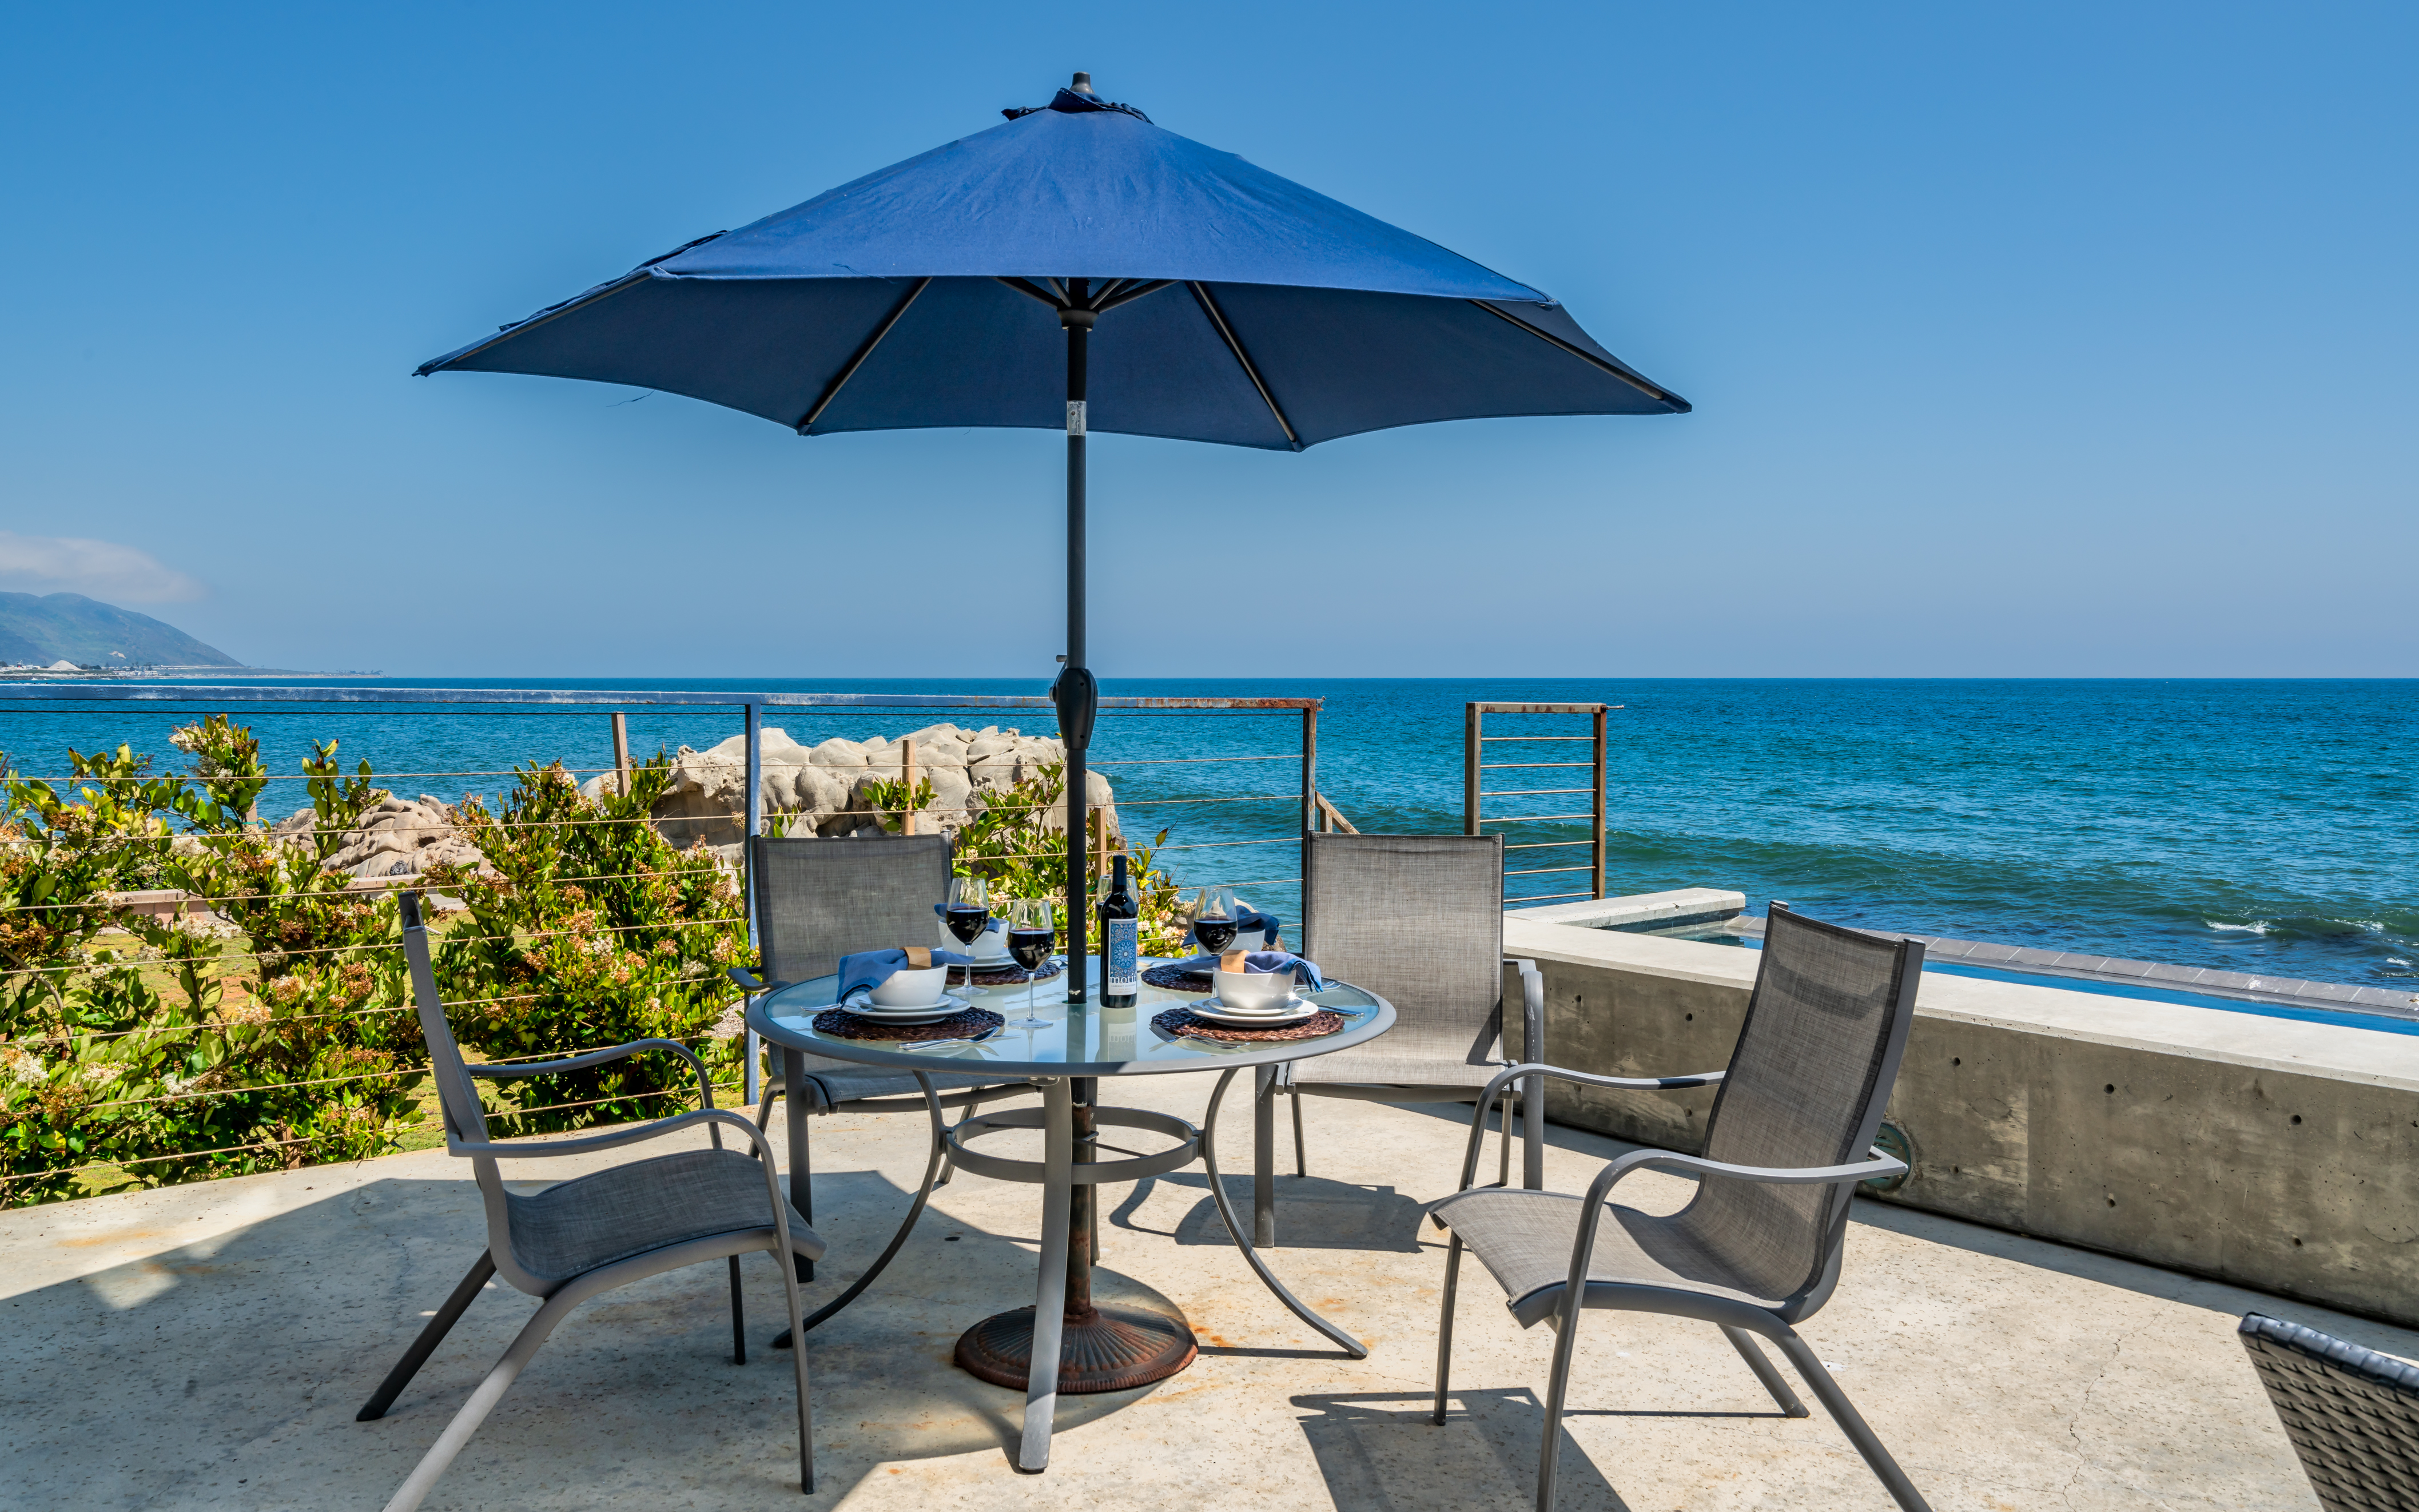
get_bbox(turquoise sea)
[4,678,2412,990]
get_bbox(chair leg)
[772,1242,814,1494]
[729,1256,747,1365]
[357,1252,495,1422]
[1290,1091,1307,1177]
[1535,1288,1586,1512]
[1431,1234,1464,1425]
[1720,1325,1807,1416]
[379,1285,583,1512]
[1769,1330,1932,1512]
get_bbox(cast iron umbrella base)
[954,1303,1197,1394]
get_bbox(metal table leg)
[783,1047,811,1284]
[1020,1078,1074,1472]
[1254,1066,1276,1248]
[1202,1068,1367,1359]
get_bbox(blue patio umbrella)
[417,73,1688,998]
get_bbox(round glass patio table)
[749,959,1393,1473]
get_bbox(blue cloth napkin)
[932,903,1005,938]
[1187,905,1282,949]
[1169,949,1325,992]
[837,947,974,1004]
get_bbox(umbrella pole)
[1057,304,1094,1002]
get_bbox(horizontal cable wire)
[1475,762,1592,770]
[1478,787,1594,798]
[1477,813,1595,825]
[0,917,743,975]
[0,867,743,914]
[77,1034,723,1111]
[4,990,571,1047]
[1477,735,1596,742]
[1506,866,1589,878]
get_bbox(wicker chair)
[2242,1312,2419,1510]
[359,892,823,1510]
[729,834,1037,1345]
[1428,905,1931,1512]
[1271,834,1545,1242]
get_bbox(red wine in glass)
[1191,915,1239,953]
[1007,928,1055,970]
[946,905,991,948]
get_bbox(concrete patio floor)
[4,1078,2396,1511]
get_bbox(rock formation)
[581,723,1120,849]
[268,794,488,879]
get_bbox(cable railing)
[1463,701,1616,906]
[0,683,1340,1206]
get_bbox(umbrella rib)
[796,277,932,432]
[1094,279,1174,313]
[997,276,1069,311]
[1467,301,1686,409]
[1187,282,1300,451]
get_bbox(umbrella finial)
[1071,71,1095,95]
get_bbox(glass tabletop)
[750,958,1394,1079]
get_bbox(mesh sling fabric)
[1442,906,1916,1322]
[505,1147,813,1287]
[1291,833,1506,1088]
[748,834,1007,1106]
[2243,1313,2419,1511]
[1680,906,1909,1307]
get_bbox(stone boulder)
[269,794,489,879]
[579,723,1120,846]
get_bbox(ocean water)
[3,677,2411,990]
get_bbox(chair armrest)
[1518,1144,1905,1317]
[448,1105,750,1161]
[727,964,766,992]
[1504,957,1544,1065]
[1456,1061,1727,1192]
[445,1107,827,1262]
[471,1037,713,1105]
[467,1037,719,1145]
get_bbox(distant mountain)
[0,593,241,668]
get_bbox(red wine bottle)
[1098,853,1140,1007]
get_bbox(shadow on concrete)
[1288,1389,1636,1511]
[5,1167,1177,1506]
[1106,1170,1430,1252]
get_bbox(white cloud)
[0,532,204,603]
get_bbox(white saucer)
[1188,994,1318,1026]
[844,992,974,1025]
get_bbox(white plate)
[843,992,974,1025]
[1187,994,1318,1026]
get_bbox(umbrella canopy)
[418,75,1688,998]
[418,81,1686,447]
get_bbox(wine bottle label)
[1105,917,1139,992]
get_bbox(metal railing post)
[1592,705,1608,900]
[1463,705,1482,835]
[743,701,764,1111]
[611,711,631,797]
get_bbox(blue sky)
[3,2,2411,678]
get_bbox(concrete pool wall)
[1501,910,2419,1328]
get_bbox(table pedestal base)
[955,1303,1197,1394]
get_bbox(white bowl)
[1213,968,1295,1013]
[871,965,952,1006]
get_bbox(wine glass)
[944,875,992,993]
[1003,898,1057,1028]
[1190,885,1239,958]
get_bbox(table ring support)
[946,1104,1201,1186]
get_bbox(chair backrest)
[2241,1312,2419,1511]
[1681,904,1921,1319]
[750,833,952,986]
[400,891,488,1154]
[1301,833,1506,1075]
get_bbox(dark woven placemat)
[1141,963,1214,992]
[813,1005,1004,1041]
[961,958,1064,988]
[1151,1006,1344,1043]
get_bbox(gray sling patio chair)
[2241,1312,2419,1510]
[728,833,1039,1346]
[359,892,824,1511]
[1427,904,1931,1512]
[1272,834,1545,1235]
